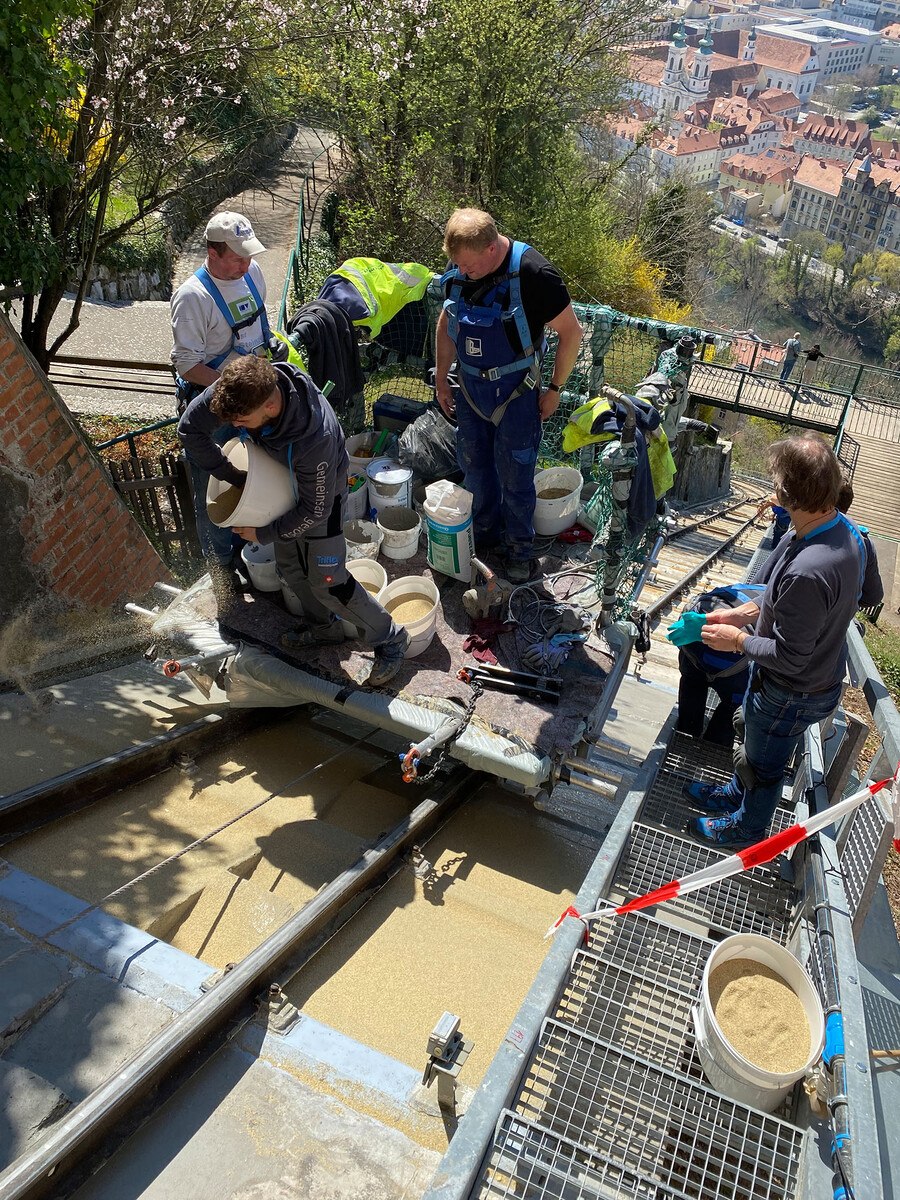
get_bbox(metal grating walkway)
[641,732,794,837]
[504,1018,803,1200]
[610,824,794,942]
[557,913,714,1077]
[468,729,808,1200]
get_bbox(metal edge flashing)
[422,710,679,1200]
[846,621,900,781]
[0,708,294,839]
[800,725,884,1200]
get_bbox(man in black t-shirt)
[435,208,583,581]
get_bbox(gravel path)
[43,127,335,421]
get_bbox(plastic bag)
[398,404,458,483]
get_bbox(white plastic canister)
[367,459,413,516]
[340,558,389,637]
[693,932,825,1112]
[346,476,369,522]
[346,431,378,474]
[377,507,421,561]
[206,438,295,529]
[240,541,281,591]
[344,519,383,561]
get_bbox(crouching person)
[178,356,410,687]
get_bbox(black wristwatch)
[546,383,560,393]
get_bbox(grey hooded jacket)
[178,363,349,544]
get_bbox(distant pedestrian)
[757,494,791,548]
[801,343,822,391]
[780,332,801,382]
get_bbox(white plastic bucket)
[346,476,369,522]
[240,541,281,592]
[377,507,421,561]
[344,519,383,561]
[341,558,389,637]
[533,466,583,537]
[207,438,295,529]
[346,431,378,474]
[367,459,413,515]
[379,576,440,657]
[693,933,824,1112]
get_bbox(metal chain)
[0,727,382,970]
[413,678,484,784]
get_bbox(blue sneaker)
[692,814,757,850]
[683,780,742,814]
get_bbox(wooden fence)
[106,452,202,569]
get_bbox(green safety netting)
[332,295,700,618]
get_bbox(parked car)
[740,230,753,239]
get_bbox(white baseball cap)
[205,211,266,256]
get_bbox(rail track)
[0,483,771,1198]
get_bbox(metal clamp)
[422,1012,474,1113]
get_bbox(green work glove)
[666,610,707,646]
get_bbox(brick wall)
[0,311,173,620]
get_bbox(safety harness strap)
[195,265,271,369]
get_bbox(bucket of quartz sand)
[692,933,824,1112]
[378,576,440,657]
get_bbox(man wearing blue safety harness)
[684,435,883,849]
[435,209,583,583]
[170,211,273,591]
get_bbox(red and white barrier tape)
[546,767,899,940]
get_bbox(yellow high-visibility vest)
[332,258,433,338]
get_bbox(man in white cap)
[170,210,273,582]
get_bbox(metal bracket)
[409,845,434,880]
[422,1012,474,1113]
[200,961,236,993]
[262,982,302,1034]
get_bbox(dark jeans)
[186,423,237,564]
[771,514,790,548]
[728,668,842,838]
[676,650,747,746]
[454,388,542,562]
[780,357,798,383]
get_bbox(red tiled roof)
[720,147,802,185]
[793,156,845,197]
[796,114,871,150]
[743,31,817,74]
[756,89,801,114]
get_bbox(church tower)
[743,25,757,63]
[663,19,688,90]
[688,24,714,99]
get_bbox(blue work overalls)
[444,242,543,561]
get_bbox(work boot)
[281,622,346,652]
[504,558,533,585]
[366,628,411,688]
